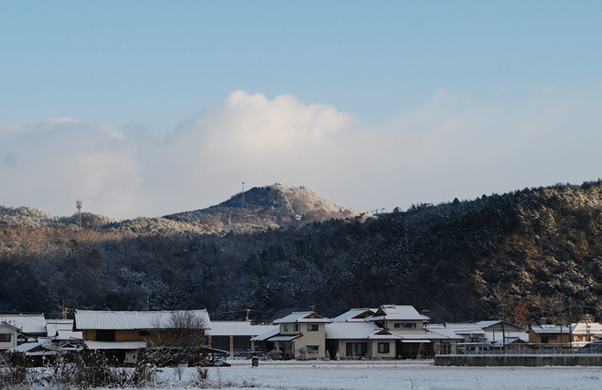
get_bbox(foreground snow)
[91,361,602,390]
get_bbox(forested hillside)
[2,181,602,325]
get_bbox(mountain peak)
[164,184,360,232]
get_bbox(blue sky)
[1,1,601,219]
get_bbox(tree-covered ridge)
[1,181,602,326]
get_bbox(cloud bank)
[1,88,601,220]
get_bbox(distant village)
[2,304,602,367]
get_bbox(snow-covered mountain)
[0,184,361,234]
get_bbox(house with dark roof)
[529,324,571,347]
[74,309,210,364]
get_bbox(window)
[0,334,11,343]
[307,324,319,331]
[393,322,416,329]
[233,336,251,351]
[294,324,299,332]
[96,330,116,342]
[139,330,151,337]
[439,343,452,354]
[212,336,230,351]
[378,342,390,354]
[346,342,367,357]
[284,325,289,332]
[306,345,319,353]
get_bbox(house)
[74,309,210,364]
[477,320,529,351]
[0,322,19,351]
[252,311,331,359]
[529,325,571,347]
[46,319,83,343]
[0,314,47,343]
[207,321,276,357]
[428,321,529,353]
[367,305,462,358]
[571,321,602,347]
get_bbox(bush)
[0,351,30,387]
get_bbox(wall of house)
[0,325,17,350]
[528,332,571,345]
[280,323,301,334]
[370,340,395,359]
[384,320,426,334]
[83,329,203,347]
[293,323,327,358]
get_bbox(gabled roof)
[0,314,47,334]
[74,310,210,331]
[326,322,398,340]
[46,319,83,340]
[331,308,377,322]
[477,320,524,331]
[572,322,602,334]
[370,305,429,322]
[530,324,571,334]
[273,311,332,324]
[0,322,19,332]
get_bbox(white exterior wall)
[293,323,327,358]
[0,324,18,350]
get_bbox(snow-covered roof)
[483,330,529,344]
[46,319,83,340]
[424,328,465,341]
[370,305,429,322]
[477,320,524,331]
[251,326,280,342]
[85,341,147,350]
[326,322,398,340]
[331,309,377,322]
[208,321,276,337]
[10,342,44,353]
[0,322,19,332]
[0,314,47,334]
[427,323,485,335]
[572,322,602,335]
[269,334,303,342]
[74,310,210,331]
[273,312,332,324]
[530,325,571,334]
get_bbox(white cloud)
[1,88,601,219]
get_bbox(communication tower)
[76,200,82,228]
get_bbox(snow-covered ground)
[99,360,602,390]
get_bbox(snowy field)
[99,361,602,390]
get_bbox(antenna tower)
[76,200,82,228]
[242,182,245,208]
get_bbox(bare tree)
[147,311,208,367]
[168,310,207,350]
